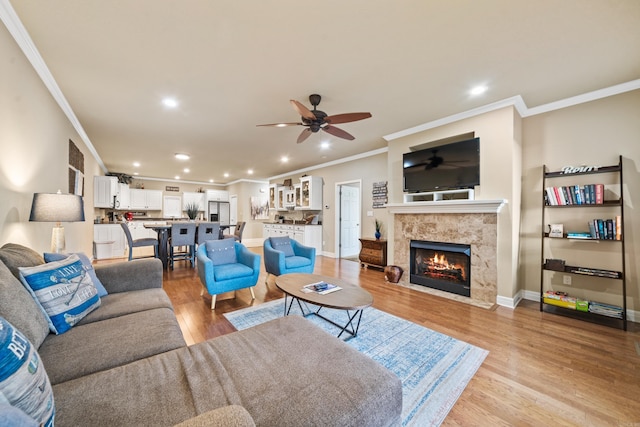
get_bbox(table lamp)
[29,190,85,253]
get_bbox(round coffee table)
[275,273,373,340]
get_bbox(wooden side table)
[358,238,387,269]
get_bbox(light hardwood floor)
[132,250,640,426]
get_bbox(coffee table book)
[301,281,342,295]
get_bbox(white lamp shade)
[29,193,85,223]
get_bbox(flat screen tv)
[403,137,480,193]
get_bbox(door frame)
[334,179,362,259]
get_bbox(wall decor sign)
[68,139,84,196]
[372,181,388,209]
[166,186,180,192]
[560,165,599,174]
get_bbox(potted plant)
[375,219,382,240]
[185,202,199,221]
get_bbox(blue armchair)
[263,236,316,281]
[196,240,260,310]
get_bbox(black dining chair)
[168,222,197,269]
[120,223,158,261]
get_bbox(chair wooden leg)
[250,287,255,301]
[200,287,205,297]
[210,294,217,310]
[264,272,270,285]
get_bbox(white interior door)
[163,196,182,219]
[339,183,361,258]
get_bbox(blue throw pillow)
[270,236,294,257]
[43,252,108,297]
[0,317,55,427]
[19,255,101,335]
[205,239,237,266]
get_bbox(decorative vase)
[375,231,381,240]
[384,266,403,283]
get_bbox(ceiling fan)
[257,94,372,144]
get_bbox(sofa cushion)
[0,243,44,279]
[0,317,55,427]
[18,255,101,335]
[52,316,402,427]
[269,236,294,257]
[173,405,255,427]
[205,239,237,265]
[39,307,186,385]
[0,261,49,348]
[76,288,175,326]
[44,252,108,297]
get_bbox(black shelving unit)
[539,156,627,330]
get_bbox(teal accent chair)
[263,236,315,283]
[196,241,260,310]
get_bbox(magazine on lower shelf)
[301,281,342,295]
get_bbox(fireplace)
[410,240,471,297]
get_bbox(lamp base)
[51,225,65,253]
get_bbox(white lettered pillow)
[0,317,55,427]
[19,254,101,334]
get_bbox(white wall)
[0,23,99,255]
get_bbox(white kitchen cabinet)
[116,183,130,210]
[277,187,287,211]
[297,176,323,210]
[183,192,206,211]
[93,176,118,208]
[206,189,229,202]
[93,224,126,259]
[262,224,322,253]
[269,184,283,210]
[129,189,163,210]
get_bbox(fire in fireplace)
[410,240,471,297]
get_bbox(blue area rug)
[225,299,488,426]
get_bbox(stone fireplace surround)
[387,200,505,309]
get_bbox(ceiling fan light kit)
[257,94,372,144]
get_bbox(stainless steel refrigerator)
[208,201,230,225]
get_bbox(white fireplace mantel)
[386,199,507,214]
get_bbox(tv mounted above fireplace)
[402,137,480,193]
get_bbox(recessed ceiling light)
[183,168,190,173]
[133,161,140,167]
[470,85,488,96]
[175,153,190,160]
[162,98,178,108]
[224,173,229,178]
[209,179,214,183]
[281,156,289,163]
[174,175,180,180]
[134,172,139,176]
[320,142,330,149]
[247,169,253,175]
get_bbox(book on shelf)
[544,184,606,206]
[301,281,342,295]
[566,232,592,239]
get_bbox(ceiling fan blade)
[324,112,372,125]
[297,128,312,144]
[290,100,316,121]
[256,122,303,127]
[322,125,355,140]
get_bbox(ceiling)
[6,0,640,185]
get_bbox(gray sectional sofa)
[0,243,402,426]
